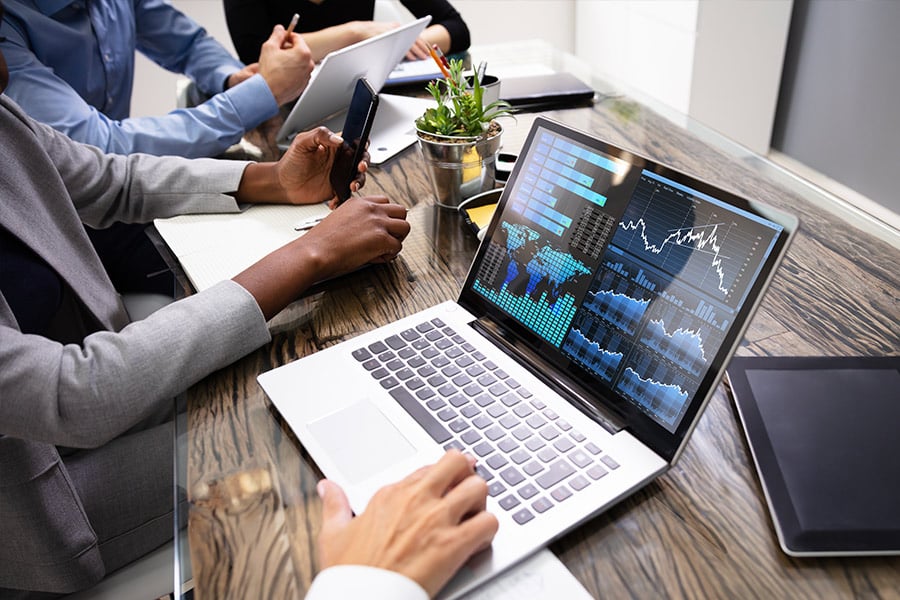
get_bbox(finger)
[420,450,474,495]
[311,126,343,148]
[451,511,499,558]
[317,479,353,532]
[441,474,489,523]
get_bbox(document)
[154,203,331,292]
[464,549,593,599]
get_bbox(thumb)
[318,479,353,531]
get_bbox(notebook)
[276,16,431,162]
[258,116,797,598]
[500,72,595,111]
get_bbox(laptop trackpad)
[308,401,416,484]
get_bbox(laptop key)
[473,441,494,457]
[472,415,492,430]
[525,437,546,452]
[416,321,434,333]
[518,483,539,499]
[389,387,451,444]
[415,387,435,401]
[551,486,572,502]
[437,408,456,421]
[405,378,425,391]
[449,419,469,433]
[444,440,463,452]
[460,430,482,445]
[426,398,446,410]
[553,437,575,453]
[488,481,506,497]
[368,341,388,354]
[512,508,534,525]
[385,335,405,350]
[386,358,405,371]
[510,449,530,465]
[486,454,508,470]
[361,359,379,371]
[569,450,593,469]
[400,328,420,342]
[523,461,545,476]
[497,437,518,453]
[535,459,576,489]
[460,405,480,418]
[600,455,620,470]
[499,494,520,511]
[449,394,469,407]
[587,464,608,480]
[531,497,553,513]
[352,348,372,361]
[475,465,494,481]
[569,475,590,491]
[380,377,399,389]
[499,466,525,486]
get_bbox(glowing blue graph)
[619,218,731,294]
[617,367,689,426]
[640,319,707,376]
[581,289,648,336]
[563,327,623,381]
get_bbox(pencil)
[282,13,299,48]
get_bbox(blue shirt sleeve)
[133,0,245,96]
[0,0,278,157]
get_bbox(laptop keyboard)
[352,317,621,526]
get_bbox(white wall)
[575,0,791,154]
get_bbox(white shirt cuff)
[305,565,428,600]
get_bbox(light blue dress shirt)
[1,0,279,157]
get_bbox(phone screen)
[330,78,379,204]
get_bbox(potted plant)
[416,58,512,208]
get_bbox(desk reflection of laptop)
[276,16,434,165]
[259,117,797,598]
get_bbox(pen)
[429,44,450,78]
[293,215,323,231]
[433,44,451,70]
[282,13,299,49]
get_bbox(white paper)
[463,549,593,599]
[154,203,331,292]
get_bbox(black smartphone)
[330,78,379,204]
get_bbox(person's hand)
[406,36,434,61]
[226,62,260,89]
[300,195,410,276]
[275,126,368,205]
[232,194,409,319]
[258,24,315,105]
[316,451,499,598]
[348,20,400,42]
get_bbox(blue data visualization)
[473,222,590,346]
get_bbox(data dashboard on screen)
[470,125,783,432]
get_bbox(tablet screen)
[727,356,900,556]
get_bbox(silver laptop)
[276,16,430,158]
[258,116,797,598]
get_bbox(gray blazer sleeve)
[0,281,271,448]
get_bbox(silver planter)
[416,126,502,209]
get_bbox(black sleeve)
[223,0,280,64]
[401,0,471,54]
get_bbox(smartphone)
[330,78,379,204]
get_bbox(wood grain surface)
[179,87,900,599]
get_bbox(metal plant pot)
[416,125,502,209]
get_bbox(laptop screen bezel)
[457,116,794,462]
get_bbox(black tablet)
[726,355,900,556]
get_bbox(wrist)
[235,162,285,204]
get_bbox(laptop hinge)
[471,317,626,435]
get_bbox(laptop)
[258,116,797,598]
[275,16,431,161]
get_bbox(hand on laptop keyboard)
[315,450,499,597]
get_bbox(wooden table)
[171,49,900,600]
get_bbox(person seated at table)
[0,31,496,597]
[0,0,317,299]
[0,0,315,158]
[225,0,471,64]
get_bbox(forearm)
[303,23,369,62]
[233,237,324,320]
[422,25,451,54]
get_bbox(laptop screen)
[459,117,793,460]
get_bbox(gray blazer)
[0,96,272,592]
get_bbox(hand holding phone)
[330,78,379,204]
